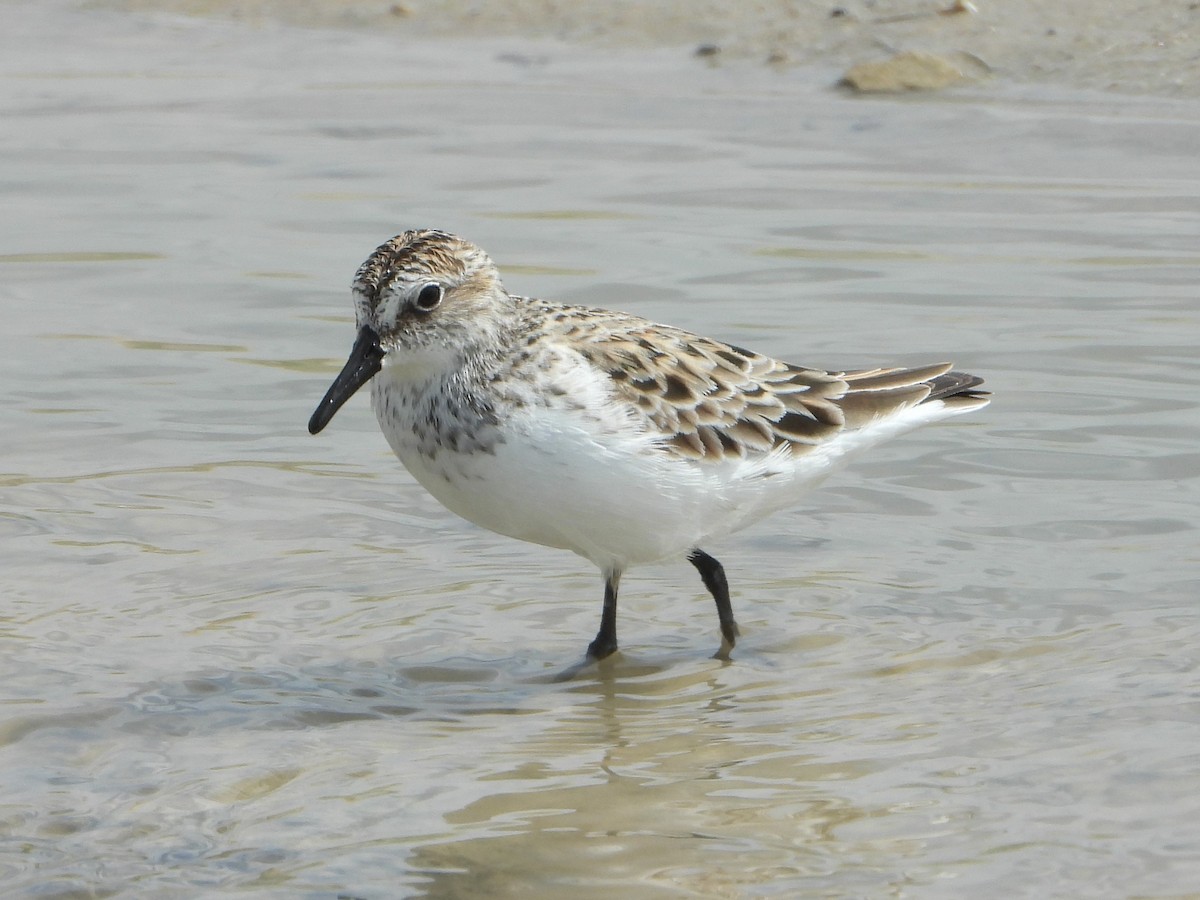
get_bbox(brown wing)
[572,317,979,461]
[566,314,940,458]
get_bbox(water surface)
[2,3,1198,897]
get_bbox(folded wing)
[574,318,987,462]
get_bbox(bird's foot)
[586,633,619,661]
[713,621,740,660]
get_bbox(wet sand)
[102,0,1200,96]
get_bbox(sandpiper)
[309,230,988,660]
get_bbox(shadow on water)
[1,650,747,746]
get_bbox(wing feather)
[558,306,985,463]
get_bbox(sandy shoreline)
[98,0,1200,97]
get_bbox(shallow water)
[2,3,1199,897]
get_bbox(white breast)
[370,356,973,571]
[370,355,762,570]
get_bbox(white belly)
[376,397,720,570]
[370,362,972,571]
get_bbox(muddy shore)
[98,0,1200,97]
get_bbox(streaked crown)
[351,229,510,351]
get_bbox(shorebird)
[309,230,988,659]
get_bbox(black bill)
[308,325,384,435]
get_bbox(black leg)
[587,570,621,660]
[688,549,739,657]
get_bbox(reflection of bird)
[309,230,988,660]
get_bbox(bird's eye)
[415,282,443,312]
